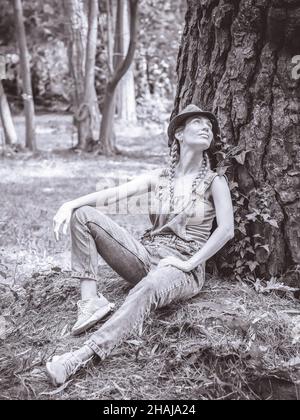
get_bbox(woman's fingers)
[54,223,60,241]
[53,218,62,241]
[62,220,69,235]
[53,206,72,241]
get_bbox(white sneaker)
[71,294,115,336]
[46,351,90,386]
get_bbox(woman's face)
[177,116,214,150]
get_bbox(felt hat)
[167,104,220,147]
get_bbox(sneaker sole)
[72,303,115,336]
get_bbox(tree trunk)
[174,0,300,282]
[63,0,101,150]
[98,0,139,155]
[13,0,36,151]
[106,0,114,75]
[115,0,137,124]
[0,80,18,146]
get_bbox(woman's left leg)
[46,264,204,386]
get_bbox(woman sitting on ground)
[47,104,235,386]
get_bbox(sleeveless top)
[140,168,228,248]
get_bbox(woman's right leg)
[70,205,151,285]
[69,205,152,334]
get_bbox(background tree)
[13,0,36,151]
[0,80,18,147]
[174,0,300,283]
[97,0,139,155]
[114,0,137,124]
[63,0,101,151]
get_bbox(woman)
[47,104,234,386]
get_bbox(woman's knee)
[71,206,104,228]
[129,272,158,297]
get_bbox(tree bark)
[98,0,139,155]
[13,0,36,151]
[174,0,300,281]
[63,0,101,150]
[0,80,18,146]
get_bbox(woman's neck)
[175,149,205,177]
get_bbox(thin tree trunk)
[174,0,300,282]
[13,0,36,151]
[98,0,139,155]
[0,80,18,146]
[63,0,101,150]
[106,0,114,75]
[115,0,137,124]
[79,0,101,149]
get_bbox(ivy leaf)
[233,151,248,165]
[236,260,243,268]
[216,166,231,176]
[258,244,270,255]
[267,219,279,228]
[237,225,247,235]
[246,212,258,222]
[246,261,260,272]
[245,246,256,254]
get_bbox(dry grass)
[0,268,299,400]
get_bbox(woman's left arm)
[186,175,235,270]
[158,175,234,272]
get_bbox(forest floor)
[0,114,299,400]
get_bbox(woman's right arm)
[53,169,160,241]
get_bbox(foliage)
[136,0,186,100]
[213,141,282,284]
[1,0,185,116]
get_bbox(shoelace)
[77,298,113,317]
[77,300,90,316]
[64,353,83,378]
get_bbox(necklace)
[190,156,209,206]
[168,156,209,216]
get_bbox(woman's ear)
[174,127,184,142]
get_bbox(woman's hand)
[53,202,74,241]
[157,256,194,272]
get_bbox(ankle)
[74,345,94,362]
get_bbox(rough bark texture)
[63,0,101,150]
[13,0,36,151]
[174,0,300,281]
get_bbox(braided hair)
[158,138,211,217]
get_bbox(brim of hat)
[167,111,220,146]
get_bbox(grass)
[0,269,299,400]
[0,115,299,400]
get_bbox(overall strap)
[202,171,229,195]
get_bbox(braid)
[189,151,209,217]
[158,143,209,219]
[205,150,211,170]
[168,140,179,214]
